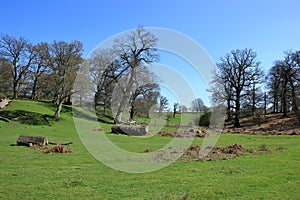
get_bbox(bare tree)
[215,49,262,128]
[129,82,160,120]
[29,42,51,99]
[159,96,169,115]
[284,50,300,113]
[0,34,36,98]
[112,27,159,124]
[88,48,117,113]
[0,58,13,96]
[49,40,83,119]
[209,70,234,121]
[173,103,179,118]
[268,50,300,118]
[266,64,282,113]
[190,98,207,113]
[180,105,188,113]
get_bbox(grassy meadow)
[0,100,299,199]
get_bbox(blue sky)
[1,0,300,107]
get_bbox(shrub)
[198,112,211,127]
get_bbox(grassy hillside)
[0,100,299,199]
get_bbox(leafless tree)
[215,49,263,128]
[0,58,13,96]
[0,34,37,98]
[266,64,282,113]
[88,48,117,113]
[173,103,179,118]
[49,40,83,119]
[129,82,160,120]
[112,27,159,124]
[29,42,51,99]
[267,50,300,118]
[159,96,169,115]
[190,98,208,113]
[209,70,234,121]
[180,105,188,113]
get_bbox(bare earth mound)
[142,143,281,162]
[225,113,300,135]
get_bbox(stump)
[16,135,48,147]
[0,98,11,109]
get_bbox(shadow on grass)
[38,101,73,115]
[72,106,114,124]
[0,110,54,126]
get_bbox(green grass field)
[0,100,299,199]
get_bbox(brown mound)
[181,143,250,162]
[141,143,281,162]
[30,144,73,154]
[157,129,208,138]
[42,145,73,154]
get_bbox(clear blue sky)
[1,0,299,107]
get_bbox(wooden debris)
[48,142,73,145]
[0,98,12,109]
[16,135,48,147]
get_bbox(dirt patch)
[142,143,281,162]
[157,128,208,138]
[42,145,73,153]
[181,143,252,162]
[31,144,73,154]
[225,113,300,135]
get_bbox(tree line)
[0,28,165,122]
[210,48,300,127]
[0,28,299,126]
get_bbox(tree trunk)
[289,78,299,112]
[31,78,38,100]
[234,96,241,128]
[226,98,232,121]
[252,84,256,116]
[282,77,288,118]
[54,101,63,120]
[129,104,135,121]
[114,93,129,124]
[114,68,136,124]
[114,109,123,124]
[264,92,267,115]
[13,81,18,99]
[273,94,277,113]
[65,96,72,105]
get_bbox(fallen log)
[16,135,48,147]
[111,125,149,136]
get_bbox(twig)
[48,142,73,145]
